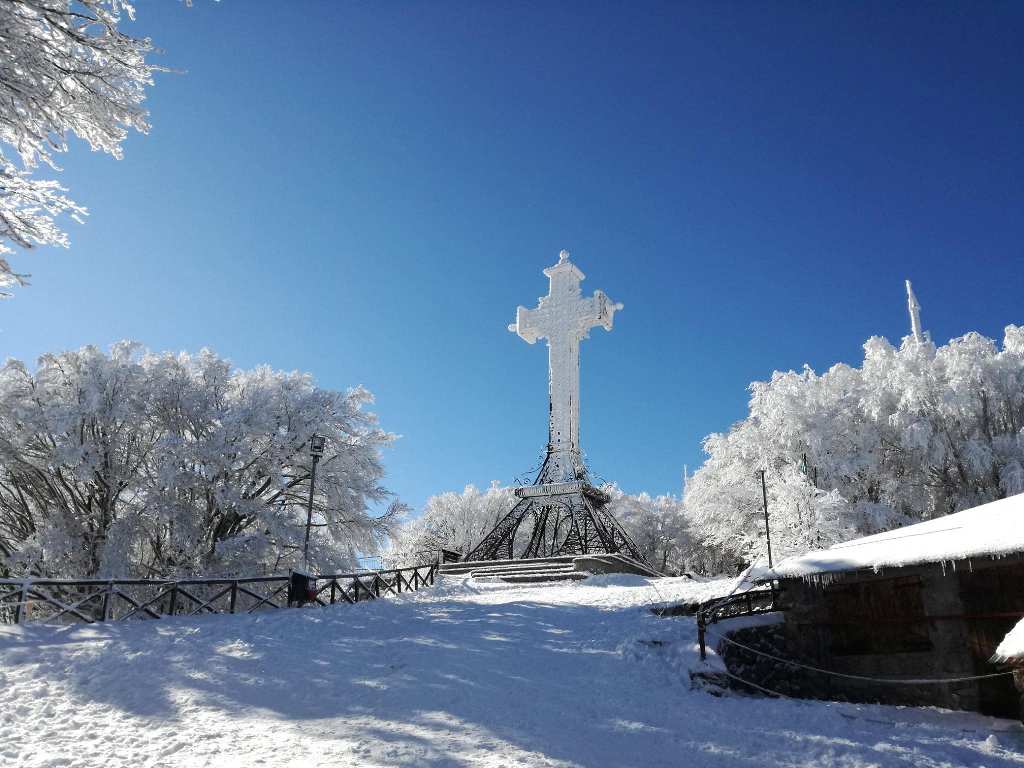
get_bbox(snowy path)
[1,574,1021,768]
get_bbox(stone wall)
[718,555,1024,717]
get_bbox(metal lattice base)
[465,454,647,563]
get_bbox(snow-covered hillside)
[1,574,1020,768]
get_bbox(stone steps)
[438,556,576,577]
[471,567,576,579]
[438,553,660,584]
[475,571,589,584]
[439,556,581,583]
[467,563,576,577]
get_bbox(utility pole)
[303,434,327,570]
[758,469,773,569]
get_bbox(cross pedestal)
[466,251,645,563]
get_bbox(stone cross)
[509,250,623,481]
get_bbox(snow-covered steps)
[438,556,577,577]
[472,564,587,584]
[465,563,576,578]
[438,553,661,583]
[439,556,580,583]
[479,571,588,584]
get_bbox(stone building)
[748,494,1024,718]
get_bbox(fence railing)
[697,586,778,660]
[0,563,438,626]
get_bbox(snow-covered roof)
[993,619,1024,664]
[765,492,1024,579]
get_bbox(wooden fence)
[0,563,438,626]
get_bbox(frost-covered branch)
[0,0,164,294]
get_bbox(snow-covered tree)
[0,1,163,294]
[0,342,400,578]
[685,327,1024,569]
[603,486,692,574]
[385,483,514,567]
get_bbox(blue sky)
[3,2,1023,514]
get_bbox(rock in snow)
[0,574,1020,767]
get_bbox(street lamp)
[303,434,327,569]
[757,468,773,569]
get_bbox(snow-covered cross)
[508,250,623,481]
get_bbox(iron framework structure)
[465,452,647,563]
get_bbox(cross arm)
[583,290,624,334]
[508,305,542,344]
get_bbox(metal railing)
[0,563,438,626]
[697,586,778,660]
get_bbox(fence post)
[229,581,238,614]
[698,616,707,661]
[13,580,28,624]
[101,580,113,622]
[330,580,337,604]
[168,583,178,617]
[373,575,380,598]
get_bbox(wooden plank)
[117,586,177,621]
[376,576,397,597]
[185,584,234,616]
[101,582,113,621]
[172,585,222,616]
[333,583,355,605]
[24,587,98,624]
[111,587,164,620]
[14,582,27,624]
[351,576,377,601]
[241,582,288,613]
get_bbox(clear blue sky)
[4,2,1023,514]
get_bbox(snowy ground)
[1,574,1022,768]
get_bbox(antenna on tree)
[905,279,930,344]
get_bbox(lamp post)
[758,469,773,569]
[303,434,327,569]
